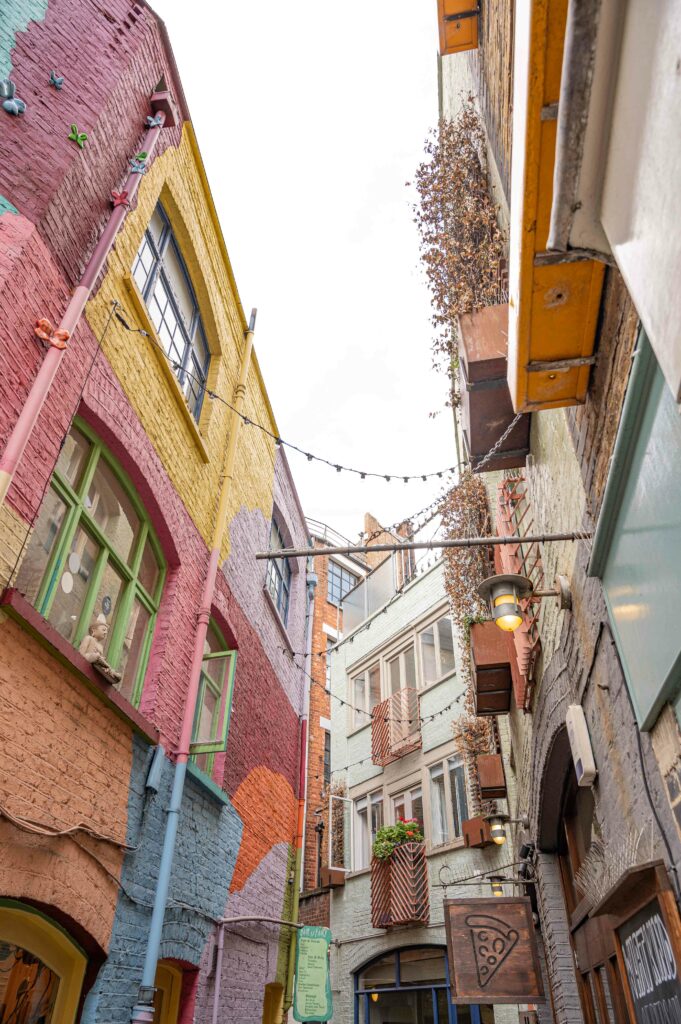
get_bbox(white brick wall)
[329,562,517,1023]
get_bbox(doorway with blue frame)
[354,945,494,1024]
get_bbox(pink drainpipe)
[0,93,174,507]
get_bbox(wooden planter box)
[459,304,530,473]
[462,816,494,849]
[471,621,513,716]
[371,843,430,929]
[437,0,479,55]
[320,867,345,889]
[478,753,507,799]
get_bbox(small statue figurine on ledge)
[79,618,122,685]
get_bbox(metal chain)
[474,412,523,471]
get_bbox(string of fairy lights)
[113,307,465,486]
[113,302,476,772]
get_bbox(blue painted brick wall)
[81,736,243,1022]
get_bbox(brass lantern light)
[489,875,504,897]
[488,816,507,846]
[478,574,533,632]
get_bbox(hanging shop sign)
[592,861,681,1024]
[444,897,545,1004]
[617,897,681,1024]
[293,925,332,1023]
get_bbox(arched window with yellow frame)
[0,900,87,1023]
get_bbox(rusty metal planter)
[462,816,494,849]
[371,842,430,929]
[471,620,513,715]
[372,688,421,767]
[477,753,507,799]
[459,304,531,473]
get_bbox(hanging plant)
[372,818,425,860]
[410,97,505,396]
[439,472,495,813]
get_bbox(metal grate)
[371,689,422,767]
[371,842,430,929]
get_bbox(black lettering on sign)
[618,899,681,1024]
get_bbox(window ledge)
[262,585,294,654]
[0,589,159,744]
[123,274,210,464]
[348,721,372,738]
[187,761,231,806]
[427,837,465,856]
[347,867,371,879]
[419,670,457,696]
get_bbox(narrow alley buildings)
[434,3,681,1024]
[0,2,309,1021]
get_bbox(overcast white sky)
[153,0,455,540]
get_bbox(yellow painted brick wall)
[85,123,276,560]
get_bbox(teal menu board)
[293,926,332,1022]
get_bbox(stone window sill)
[0,588,158,743]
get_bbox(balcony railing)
[371,842,430,929]
[495,473,544,710]
[372,688,421,767]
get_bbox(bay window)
[190,620,237,776]
[392,786,424,835]
[354,791,383,871]
[132,202,210,419]
[429,756,468,847]
[387,643,417,694]
[15,421,164,706]
[420,615,456,685]
[351,663,380,728]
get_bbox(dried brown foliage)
[439,474,495,811]
[412,99,505,388]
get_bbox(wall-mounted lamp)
[371,993,380,1003]
[478,573,571,633]
[485,814,530,846]
[489,875,504,897]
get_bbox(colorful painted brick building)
[0,2,309,1021]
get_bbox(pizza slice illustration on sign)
[465,914,519,987]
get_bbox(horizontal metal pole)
[256,532,591,561]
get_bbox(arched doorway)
[0,900,87,1023]
[556,779,632,1024]
[353,946,493,1024]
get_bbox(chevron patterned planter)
[370,842,430,929]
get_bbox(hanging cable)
[113,306,465,484]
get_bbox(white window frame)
[418,613,457,688]
[352,789,383,872]
[385,641,418,695]
[427,753,469,850]
[349,662,381,730]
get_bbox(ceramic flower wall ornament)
[1,80,26,116]
[146,113,163,128]
[49,71,64,90]
[68,123,87,148]
[111,190,130,209]
[129,151,148,174]
[34,318,70,350]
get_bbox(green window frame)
[190,619,237,777]
[15,419,165,706]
